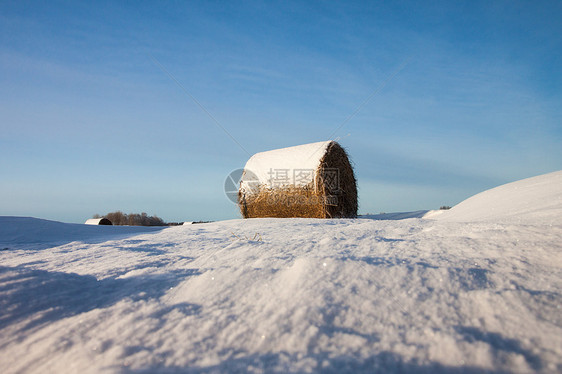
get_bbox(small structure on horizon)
[85,218,113,225]
[238,140,357,218]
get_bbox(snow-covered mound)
[1,212,561,373]
[0,217,164,250]
[433,170,562,223]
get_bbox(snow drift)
[433,170,562,223]
[0,217,164,250]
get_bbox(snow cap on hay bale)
[85,218,113,225]
[239,141,357,218]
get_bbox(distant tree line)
[93,211,166,226]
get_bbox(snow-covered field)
[1,172,561,373]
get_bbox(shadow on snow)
[119,350,513,374]
[0,265,200,336]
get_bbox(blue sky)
[1,0,561,223]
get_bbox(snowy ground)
[1,172,561,373]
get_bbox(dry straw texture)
[239,141,358,218]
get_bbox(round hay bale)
[239,141,357,218]
[85,218,113,225]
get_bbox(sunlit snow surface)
[1,172,561,373]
